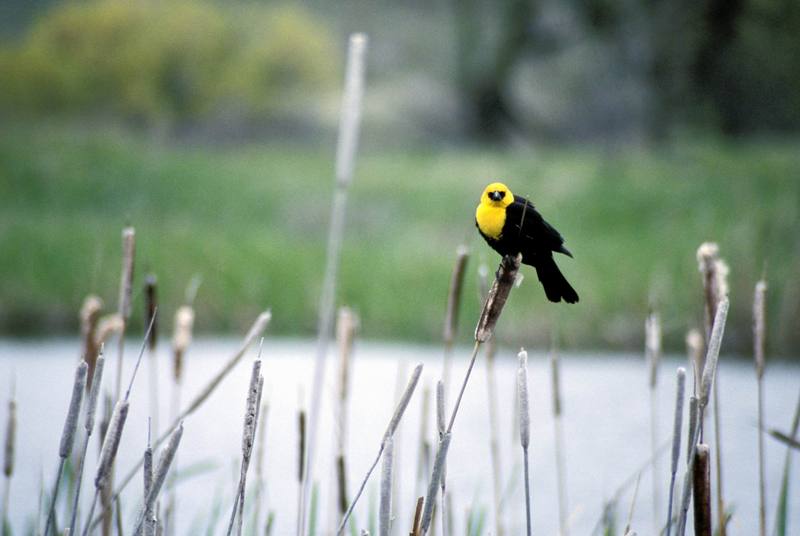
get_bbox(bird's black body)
[477,194,579,303]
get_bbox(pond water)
[1,338,798,535]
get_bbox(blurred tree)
[453,0,535,142]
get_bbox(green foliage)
[0,1,337,124]
[0,124,799,353]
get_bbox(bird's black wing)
[506,194,572,256]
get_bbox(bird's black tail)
[535,255,579,304]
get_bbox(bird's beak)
[489,191,502,201]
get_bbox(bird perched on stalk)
[476,182,579,303]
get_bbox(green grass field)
[1,124,798,353]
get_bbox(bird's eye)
[497,191,505,199]
[488,190,505,201]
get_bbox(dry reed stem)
[692,444,711,536]
[753,279,768,536]
[45,361,88,536]
[171,305,194,383]
[645,310,662,533]
[80,295,103,390]
[441,246,469,394]
[335,307,356,518]
[550,345,569,536]
[420,433,452,535]
[415,386,431,496]
[226,357,264,536]
[145,275,159,437]
[379,436,394,536]
[115,226,136,400]
[411,497,423,536]
[685,329,703,396]
[303,32,368,536]
[68,353,106,536]
[252,398,269,531]
[91,311,271,529]
[665,367,686,536]
[624,471,642,534]
[436,380,447,536]
[132,423,184,536]
[475,254,521,342]
[336,363,422,535]
[144,428,155,536]
[2,385,16,535]
[517,350,531,536]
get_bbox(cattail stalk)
[145,275,159,437]
[336,308,357,516]
[436,381,446,536]
[415,386,431,498]
[2,385,16,536]
[441,246,469,397]
[87,311,270,532]
[411,497,423,536]
[645,311,661,532]
[480,262,504,536]
[692,444,711,536]
[665,367,686,536]
[68,353,106,536]
[517,350,532,536]
[226,357,264,536]
[296,399,306,536]
[337,363,423,535]
[132,423,184,535]
[420,433,452,535]
[676,298,729,536]
[686,330,703,396]
[80,295,103,390]
[753,280,767,536]
[115,226,135,400]
[624,471,642,535]
[697,243,728,534]
[252,399,269,534]
[143,423,155,536]
[302,33,368,536]
[774,389,800,536]
[45,361,88,536]
[550,345,569,536]
[378,436,394,536]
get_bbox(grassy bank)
[1,124,798,353]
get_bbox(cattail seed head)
[80,295,103,387]
[60,361,88,458]
[436,380,445,438]
[144,275,158,351]
[475,254,521,342]
[337,307,357,403]
[517,350,530,449]
[645,312,662,388]
[383,363,423,443]
[95,399,130,489]
[85,353,105,433]
[686,329,704,390]
[3,396,16,478]
[378,436,394,536]
[699,298,729,409]
[172,305,195,381]
[443,246,469,346]
[94,314,124,348]
[670,368,686,475]
[118,227,136,321]
[754,280,767,379]
[550,349,562,418]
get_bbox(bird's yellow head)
[480,182,514,208]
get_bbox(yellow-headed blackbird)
[475,182,579,303]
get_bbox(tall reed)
[696,242,729,534]
[645,310,661,532]
[68,352,105,536]
[226,356,264,536]
[145,275,159,437]
[441,246,469,398]
[336,307,357,518]
[773,389,800,536]
[676,297,729,536]
[516,350,531,536]
[479,262,503,536]
[550,342,569,536]
[252,397,269,534]
[45,360,88,536]
[378,436,394,536]
[303,33,368,536]
[337,363,423,535]
[80,295,103,390]
[664,367,685,536]
[2,383,15,536]
[143,422,155,536]
[436,380,446,536]
[753,279,767,536]
[115,226,135,400]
